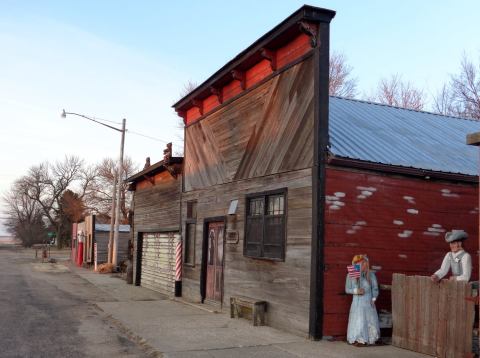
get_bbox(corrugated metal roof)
[329,97,480,176]
[95,224,130,232]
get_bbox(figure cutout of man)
[431,229,472,282]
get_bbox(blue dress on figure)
[345,271,380,344]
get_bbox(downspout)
[309,19,332,340]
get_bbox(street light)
[62,109,126,268]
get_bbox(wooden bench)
[230,295,267,326]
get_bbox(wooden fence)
[392,274,475,357]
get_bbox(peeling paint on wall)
[356,186,376,201]
[326,192,346,211]
[345,220,367,235]
[441,189,460,198]
[398,230,413,238]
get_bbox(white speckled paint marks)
[407,208,419,215]
[393,220,404,226]
[403,196,416,205]
[441,189,460,198]
[398,254,408,259]
[356,186,376,200]
[346,220,367,235]
[325,192,346,211]
[470,207,479,214]
[423,223,445,237]
[398,230,413,238]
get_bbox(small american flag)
[347,264,361,279]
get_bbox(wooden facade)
[176,10,328,334]
[127,158,183,297]
[71,215,130,266]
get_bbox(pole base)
[175,280,182,297]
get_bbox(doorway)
[202,220,225,305]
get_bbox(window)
[184,201,197,266]
[244,190,286,260]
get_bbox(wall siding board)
[184,58,314,192]
[323,167,479,337]
[181,168,312,336]
[131,170,182,292]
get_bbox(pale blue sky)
[0,1,479,235]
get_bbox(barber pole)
[175,234,182,297]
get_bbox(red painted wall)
[184,32,315,126]
[323,167,479,337]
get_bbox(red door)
[206,222,225,303]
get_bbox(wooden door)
[205,222,225,303]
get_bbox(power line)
[127,129,169,143]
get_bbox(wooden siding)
[392,274,475,357]
[131,170,182,289]
[184,57,314,191]
[182,168,312,336]
[95,231,129,264]
[323,167,479,337]
[140,232,177,296]
[134,170,182,232]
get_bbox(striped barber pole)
[175,234,182,297]
[347,264,361,279]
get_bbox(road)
[0,245,147,358]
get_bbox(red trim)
[181,31,317,126]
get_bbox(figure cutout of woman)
[345,254,380,346]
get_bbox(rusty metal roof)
[329,97,480,176]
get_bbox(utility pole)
[112,118,126,268]
[107,174,117,264]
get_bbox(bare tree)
[436,54,480,119]
[3,181,47,247]
[371,74,425,110]
[432,84,458,116]
[329,51,358,98]
[84,157,138,223]
[175,80,198,156]
[17,156,84,247]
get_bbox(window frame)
[243,188,287,261]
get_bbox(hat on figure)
[445,229,468,243]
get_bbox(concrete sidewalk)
[70,264,428,358]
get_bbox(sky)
[0,0,479,235]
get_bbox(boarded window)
[187,201,197,220]
[245,190,286,260]
[184,223,196,265]
[185,200,197,266]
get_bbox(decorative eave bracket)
[231,70,246,90]
[298,21,317,48]
[260,48,277,71]
[192,99,204,116]
[210,86,223,104]
[142,175,155,186]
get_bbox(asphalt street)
[0,245,147,358]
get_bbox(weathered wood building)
[71,215,130,266]
[170,4,480,340]
[126,157,183,297]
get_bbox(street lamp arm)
[62,110,124,133]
